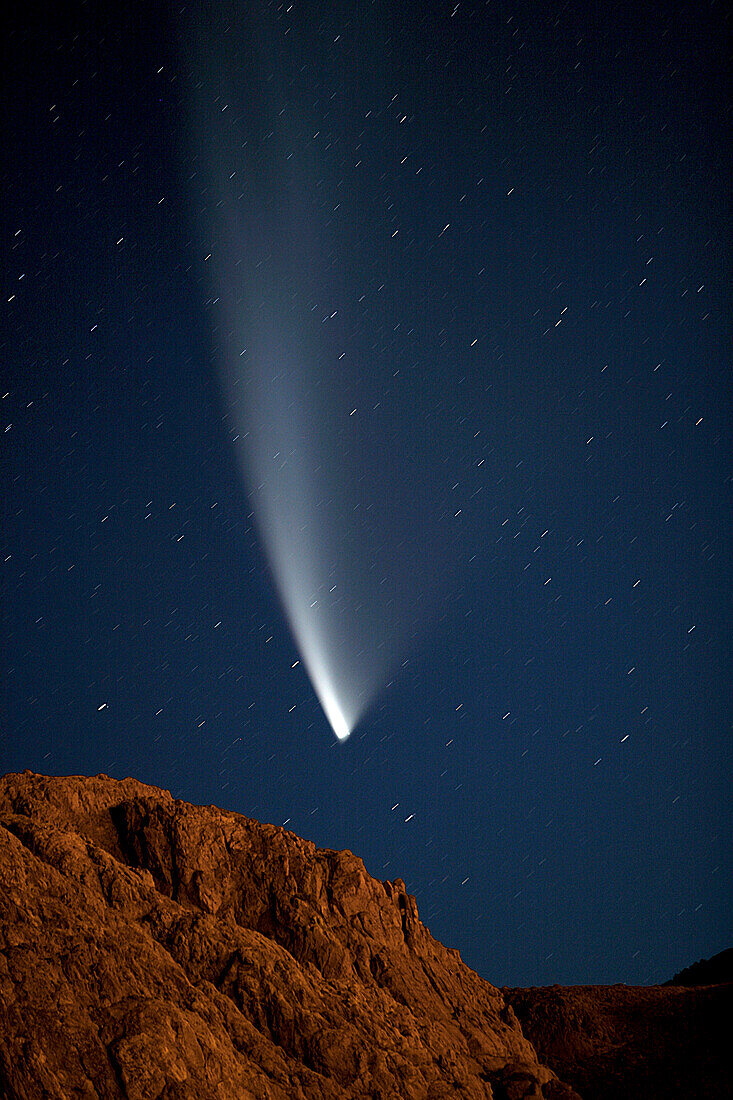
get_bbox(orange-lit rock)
[0,771,576,1099]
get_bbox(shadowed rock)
[665,947,733,988]
[504,979,729,1100]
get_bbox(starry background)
[2,1,730,987]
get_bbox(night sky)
[3,2,730,988]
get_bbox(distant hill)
[665,948,733,987]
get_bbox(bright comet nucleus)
[319,688,352,743]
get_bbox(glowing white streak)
[223,340,377,742]
[186,54,400,742]
[263,505,357,741]
[323,698,351,742]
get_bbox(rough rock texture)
[0,772,576,1100]
[504,980,730,1100]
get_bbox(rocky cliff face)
[0,771,576,1100]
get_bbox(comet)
[185,23,407,741]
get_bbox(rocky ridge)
[0,771,575,1100]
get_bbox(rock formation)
[0,771,576,1100]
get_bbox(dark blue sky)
[2,1,730,987]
